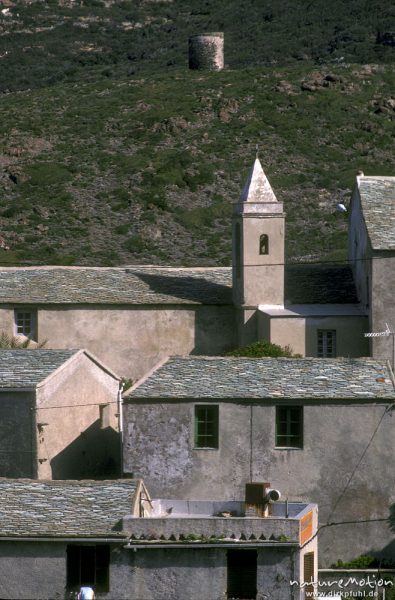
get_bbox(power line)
[326,405,392,525]
[0,254,392,269]
[33,400,119,410]
[301,517,390,550]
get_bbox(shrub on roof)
[224,340,301,358]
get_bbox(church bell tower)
[232,158,285,308]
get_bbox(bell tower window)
[259,234,269,255]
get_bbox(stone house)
[0,349,120,479]
[123,355,395,567]
[0,266,236,381]
[0,162,392,381]
[0,478,150,600]
[123,493,318,600]
[348,175,395,361]
[0,478,318,600]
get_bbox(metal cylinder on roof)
[188,32,224,71]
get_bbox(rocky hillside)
[0,1,393,266]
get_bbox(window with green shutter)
[276,406,303,448]
[194,405,219,449]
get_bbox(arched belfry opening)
[259,234,269,255]
[232,157,284,308]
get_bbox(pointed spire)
[240,158,277,203]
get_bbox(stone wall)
[0,541,298,600]
[36,351,120,479]
[189,33,224,71]
[35,304,236,381]
[123,399,395,566]
[119,546,296,600]
[0,391,34,477]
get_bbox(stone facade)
[0,163,391,381]
[348,175,395,361]
[0,349,120,479]
[124,356,395,567]
[188,33,224,71]
[0,479,317,600]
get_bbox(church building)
[0,160,393,380]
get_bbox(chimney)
[245,482,281,517]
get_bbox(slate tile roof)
[285,264,358,304]
[128,357,395,400]
[0,263,357,305]
[0,267,232,305]
[0,349,78,388]
[0,479,138,538]
[359,177,395,251]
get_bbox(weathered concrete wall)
[318,569,395,597]
[0,391,34,477]
[118,546,296,600]
[123,400,395,566]
[0,305,236,381]
[0,541,137,600]
[36,352,120,479]
[257,546,296,600]
[258,312,369,357]
[372,254,395,361]
[0,541,65,600]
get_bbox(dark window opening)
[194,405,219,449]
[227,549,257,599]
[259,234,269,255]
[67,545,110,593]
[276,406,303,448]
[304,552,315,596]
[317,330,336,358]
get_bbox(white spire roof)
[240,158,277,203]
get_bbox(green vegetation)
[225,341,302,358]
[0,332,47,349]
[331,555,395,569]
[0,0,393,94]
[0,1,393,266]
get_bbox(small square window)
[317,330,336,358]
[194,405,219,449]
[14,310,37,339]
[276,406,303,448]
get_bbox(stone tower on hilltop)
[232,157,285,341]
[188,33,224,71]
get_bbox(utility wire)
[325,405,392,526]
[33,400,118,410]
[0,255,392,268]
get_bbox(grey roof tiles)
[0,264,357,305]
[359,177,395,251]
[0,267,232,305]
[0,349,78,388]
[128,357,395,400]
[0,479,138,538]
[285,264,357,304]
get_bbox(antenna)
[364,323,394,370]
[255,144,259,159]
